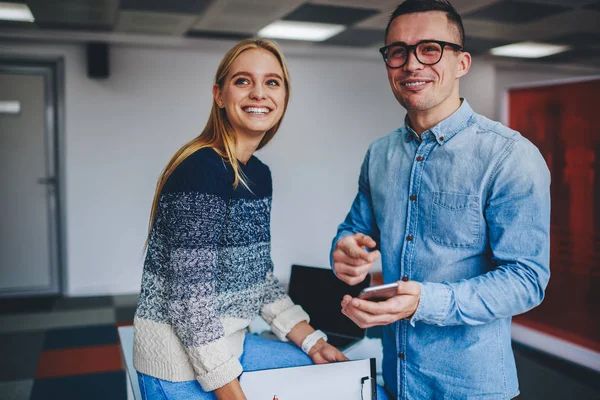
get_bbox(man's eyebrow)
[231,71,283,80]
[389,39,438,46]
[386,41,408,46]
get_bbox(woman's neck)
[235,132,265,164]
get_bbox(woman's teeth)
[244,107,269,114]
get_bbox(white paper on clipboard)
[239,358,376,400]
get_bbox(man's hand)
[333,233,380,285]
[308,339,348,364]
[341,281,421,328]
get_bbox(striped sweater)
[133,147,309,391]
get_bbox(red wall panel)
[508,79,600,352]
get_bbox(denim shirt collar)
[404,99,474,145]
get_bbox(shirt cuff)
[410,282,451,327]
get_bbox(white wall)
[1,39,592,296]
[0,41,404,295]
[461,57,496,119]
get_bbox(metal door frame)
[0,56,66,297]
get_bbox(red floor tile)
[35,344,123,378]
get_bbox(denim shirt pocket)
[431,192,480,248]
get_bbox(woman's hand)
[308,339,348,364]
[213,379,247,400]
[287,321,348,364]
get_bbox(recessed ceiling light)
[258,21,345,42]
[490,41,570,58]
[0,2,34,22]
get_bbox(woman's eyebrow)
[264,73,283,80]
[231,71,283,80]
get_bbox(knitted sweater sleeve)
[160,151,242,391]
[259,264,310,341]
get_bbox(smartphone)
[358,282,399,302]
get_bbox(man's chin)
[399,99,430,112]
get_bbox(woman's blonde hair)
[146,38,291,240]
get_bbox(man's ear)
[212,84,223,108]
[456,51,471,79]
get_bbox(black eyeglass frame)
[379,39,464,69]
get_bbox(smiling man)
[330,1,551,399]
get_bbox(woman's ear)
[212,84,224,108]
[456,51,471,79]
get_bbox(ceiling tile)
[531,47,600,66]
[194,18,264,34]
[192,0,303,34]
[283,3,380,25]
[450,0,503,14]
[549,32,600,46]
[120,0,213,14]
[462,19,526,41]
[310,0,399,11]
[116,10,198,35]
[32,22,112,31]
[186,30,252,40]
[322,27,384,47]
[353,7,395,30]
[464,0,572,24]
[464,36,513,55]
[519,9,600,42]
[583,0,600,10]
[0,20,39,30]
[521,0,598,6]
[27,0,118,29]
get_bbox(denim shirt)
[331,100,550,399]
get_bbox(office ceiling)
[2,0,600,67]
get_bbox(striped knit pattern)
[133,148,309,391]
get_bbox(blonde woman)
[133,39,348,400]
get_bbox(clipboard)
[239,358,377,400]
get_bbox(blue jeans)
[137,333,390,399]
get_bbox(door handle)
[37,177,57,185]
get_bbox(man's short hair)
[385,0,465,48]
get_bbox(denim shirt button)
[439,136,445,141]
[402,276,408,282]
[416,155,423,162]
[410,194,417,201]
[398,353,405,360]
[406,235,413,242]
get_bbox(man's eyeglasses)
[379,40,464,69]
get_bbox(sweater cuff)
[268,301,310,341]
[410,282,451,327]
[197,357,243,392]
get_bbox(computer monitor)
[288,264,371,349]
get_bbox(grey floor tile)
[0,379,34,400]
[0,309,116,334]
[0,297,56,315]
[0,332,44,381]
[515,350,600,400]
[112,293,139,308]
[52,296,114,311]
